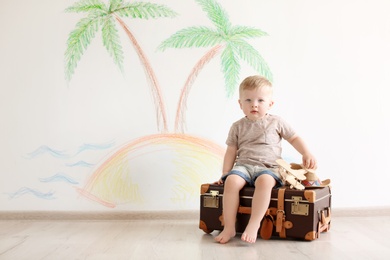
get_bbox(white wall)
[1,0,389,212]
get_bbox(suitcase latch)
[210,190,219,197]
[203,190,219,208]
[291,196,309,216]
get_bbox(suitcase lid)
[271,186,331,203]
[201,184,331,204]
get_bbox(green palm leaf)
[220,44,241,97]
[158,27,223,50]
[196,0,231,33]
[65,13,102,82]
[113,2,178,19]
[234,39,273,81]
[109,0,124,12]
[102,16,124,72]
[228,26,268,40]
[65,0,106,13]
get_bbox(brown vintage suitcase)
[199,183,331,241]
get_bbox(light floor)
[1,213,390,260]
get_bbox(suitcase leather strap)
[261,188,291,239]
[317,207,331,236]
[238,187,294,240]
[276,188,287,238]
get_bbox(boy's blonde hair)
[239,75,272,97]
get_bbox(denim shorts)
[222,163,284,187]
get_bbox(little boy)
[215,75,317,244]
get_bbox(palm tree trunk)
[115,16,168,133]
[174,45,223,133]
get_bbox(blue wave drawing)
[8,187,55,200]
[26,141,115,159]
[39,173,79,184]
[26,145,68,159]
[66,161,95,168]
[76,141,115,155]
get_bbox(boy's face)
[238,87,274,121]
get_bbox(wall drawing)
[158,1,272,132]
[15,0,272,209]
[64,0,178,132]
[8,141,116,201]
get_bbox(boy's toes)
[241,232,256,243]
[215,230,235,244]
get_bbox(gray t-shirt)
[226,114,296,168]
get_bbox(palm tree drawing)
[64,0,178,132]
[63,0,273,208]
[158,0,273,133]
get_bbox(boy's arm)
[216,145,237,184]
[287,134,317,169]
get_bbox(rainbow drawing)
[77,134,224,208]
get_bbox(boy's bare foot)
[215,229,236,244]
[241,223,260,243]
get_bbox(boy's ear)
[269,100,275,109]
[238,99,243,109]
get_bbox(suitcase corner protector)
[200,183,211,195]
[304,231,317,241]
[199,220,213,234]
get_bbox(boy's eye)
[245,99,251,102]
[258,99,264,102]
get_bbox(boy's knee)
[225,175,246,188]
[255,174,276,187]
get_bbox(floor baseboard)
[0,210,199,221]
[0,207,389,220]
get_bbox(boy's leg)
[215,175,246,244]
[241,174,275,243]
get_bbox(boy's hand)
[288,135,317,169]
[214,174,227,185]
[214,178,224,185]
[303,154,317,169]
